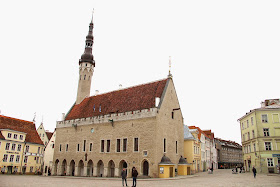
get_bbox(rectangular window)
[252,130,255,139]
[267,158,274,167]
[11,143,16,151]
[101,140,104,153]
[242,122,244,129]
[89,143,92,152]
[134,138,139,152]
[36,157,39,164]
[66,144,68,152]
[262,114,268,123]
[3,154,8,162]
[24,156,28,163]
[14,134,18,139]
[38,147,41,153]
[20,135,23,140]
[265,142,272,150]
[7,133,12,138]
[251,117,254,125]
[123,138,127,152]
[30,167,33,173]
[116,139,121,153]
[248,145,251,153]
[17,144,22,151]
[77,144,80,152]
[9,155,14,162]
[83,140,86,152]
[272,114,279,123]
[243,134,245,141]
[107,140,110,152]
[163,138,166,153]
[247,120,249,128]
[5,143,10,150]
[59,144,62,152]
[176,141,178,154]
[248,132,250,140]
[253,143,256,152]
[16,155,20,163]
[26,145,29,152]
[263,128,270,136]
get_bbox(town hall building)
[52,16,186,178]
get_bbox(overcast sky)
[0,0,279,144]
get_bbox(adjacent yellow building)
[0,115,44,174]
[238,99,280,174]
[184,125,201,174]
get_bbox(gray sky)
[1,0,279,144]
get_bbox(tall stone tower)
[76,18,95,104]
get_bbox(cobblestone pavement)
[1,169,280,187]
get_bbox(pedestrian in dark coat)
[121,168,128,187]
[132,167,138,187]
[252,166,257,178]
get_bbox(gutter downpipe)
[254,111,262,173]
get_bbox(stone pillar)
[115,168,119,177]
[84,166,88,176]
[93,166,97,177]
[66,165,71,176]
[104,167,108,177]
[74,166,79,176]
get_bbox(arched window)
[84,75,86,80]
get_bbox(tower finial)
[168,56,172,78]
[91,8,94,23]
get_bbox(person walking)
[132,167,138,187]
[252,166,257,178]
[121,168,128,187]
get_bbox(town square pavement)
[1,169,279,187]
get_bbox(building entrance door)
[7,166,12,174]
[169,167,173,177]
[143,161,149,176]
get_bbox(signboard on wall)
[160,167,164,174]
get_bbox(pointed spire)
[168,56,173,78]
[79,11,95,66]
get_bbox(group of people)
[232,166,245,174]
[121,167,138,187]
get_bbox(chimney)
[62,113,65,121]
[95,90,99,95]
[119,84,122,89]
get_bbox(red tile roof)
[203,130,214,140]
[188,126,210,140]
[46,132,53,141]
[0,115,44,145]
[65,78,168,120]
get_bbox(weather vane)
[168,56,172,78]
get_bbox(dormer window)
[14,134,17,139]
[99,105,101,112]
[93,104,95,112]
[19,135,23,140]
[7,133,12,138]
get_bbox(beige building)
[37,123,53,147]
[52,18,185,178]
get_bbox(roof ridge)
[0,115,33,124]
[87,78,168,98]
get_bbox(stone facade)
[53,79,184,178]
